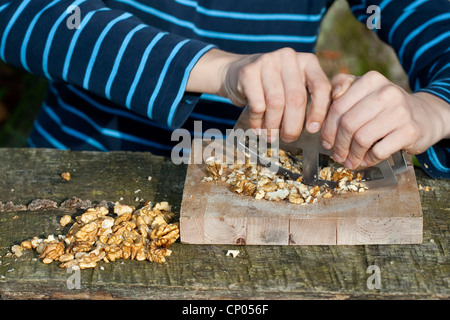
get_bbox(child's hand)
[321,71,450,169]
[187,48,332,143]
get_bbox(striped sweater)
[0,0,449,178]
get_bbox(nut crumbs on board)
[203,149,368,205]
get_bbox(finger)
[303,56,332,133]
[332,92,387,165]
[261,64,285,141]
[362,129,408,167]
[331,73,357,100]
[344,109,398,169]
[321,71,388,150]
[240,65,266,130]
[280,61,307,142]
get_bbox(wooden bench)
[0,148,448,299]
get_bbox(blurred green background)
[0,0,409,148]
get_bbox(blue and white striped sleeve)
[348,0,450,104]
[0,0,215,129]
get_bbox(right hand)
[187,48,332,143]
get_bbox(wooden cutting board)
[179,139,423,245]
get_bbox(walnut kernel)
[61,172,71,181]
[60,215,72,227]
[15,200,179,269]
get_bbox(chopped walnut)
[243,182,256,196]
[153,201,171,212]
[11,245,24,257]
[20,240,32,250]
[226,250,240,258]
[15,200,179,269]
[319,166,332,181]
[202,148,367,205]
[60,215,72,227]
[71,241,93,253]
[150,223,179,241]
[418,184,433,192]
[78,256,98,269]
[59,259,78,269]
[288,189,304,204]
[30,236,42,249]
[136,215,149,238]
[121,245,131,260]
[147,247,170,263]
[323,192,333,199]
[61,172,71,181]
[104,245,122,262]
[75,221,99,243]
[80,207,108,224]
[254,189,265,200]
[265,189,289,201]
[59,253,74,262]
[204,156,226,180]
[114,203,135,216]
[40,241,64,264]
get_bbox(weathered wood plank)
[0,148,448,300]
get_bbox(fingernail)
[322,140,332,149]
[333,153,342,163]
[307,122,320,133]
[361,160,367,167]
[332,86,342,99]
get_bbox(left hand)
[321,71,450,169]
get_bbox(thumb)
[331,73,357,100]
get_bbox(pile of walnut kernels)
[12,201,179,269]
[203,149,368,205]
